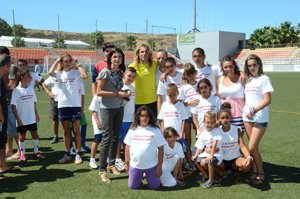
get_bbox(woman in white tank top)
[217,56,245,131]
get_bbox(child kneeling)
[124,106,165,190]
[161,127,185,187]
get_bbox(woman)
[217,56,245,131]
[97,48,130,183]
[243,54,273,185]
[128,44,158,117]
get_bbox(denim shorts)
[253,122,268,128]
[176,139,187,153]
[7,105,18,136]
[119,122,132,143]
[93,134,103,144]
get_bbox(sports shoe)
[50,137,59,144]
[19,154,26,162]
[89,158,98,169]
[58,154,72,164]
[33,152,46,160]
[81,146,91,153]
[115,158,125,171]
[70,147,76,155]
[75,154,83,165]
[202,181,214,189]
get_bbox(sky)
[1,0,300,38]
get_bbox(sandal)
[107,165,121,176]
[176,179,186,187]
[99,171,112,184]
[252,173,265,185]
[0,165,21,174]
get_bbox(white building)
[0,36,89,49]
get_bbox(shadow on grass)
[0,148,90,194]
[217,161,300,191]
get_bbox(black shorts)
[17,123,38,133]
[49,99,58,121]
[135,101,157,118]
[0,128,7,149]
[223,158,238,171]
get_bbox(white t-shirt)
[44,76,58,101]
[157,71,183,102]
[243,75,274,123]
[28,72,43,89]
[220,125,242,161]
[194,128,223,163]
[191,95,221,131]
[124,126,166,169]
[155,67,163,89]
[163,142,185,161]
[178,83,199,116]
[195,64,221,94]
[35,64,41,75]
[122,83,136,122]
[157,101,189,136]
[11,86,37,126]
[88,95,102,135]
[56,69,82,108]
[78,79,85,95]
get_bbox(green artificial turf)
[1,72,299,199]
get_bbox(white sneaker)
[115,158,125,171]
[75,154,83,165]
[89,158,98,169]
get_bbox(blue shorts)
[253,122,268,128]
[176,139,187,153]
[7,105,18,136]
[185,117,193,123]
[93,134,103,144]
[119,122,132,143]
[58,107,81,121]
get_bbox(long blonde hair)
[133,43,153,66]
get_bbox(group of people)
[0,43,273,190]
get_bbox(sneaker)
[115,159,125,171]
[33,152,46,160]
[70,147,76,155]
[202,181,214,189]
[81,146,91,153]
[50,137,59,144]
[19,154,26,162]
[89,159,98,169]
[58,154,72,164]
[75,154,83,165]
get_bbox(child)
[178,63,200,170]
[157,57,183,112]
[191,112,223,188]
[48,54,88,164]
[88,95,103,169]
[161,127,185,187]
[115,67,136,171]
[11,70,45,161]
[157,83,188,142]
[42,75,59,144]
[191,78,221,137]
[124,106,166,190]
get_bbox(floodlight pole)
[188,0,200,33]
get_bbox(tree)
[148,39,156,51]
[11,37,26,47]
[12,24,26,37]
[277,21,299,44]
[52,36,66,48]
[126,35,137,51]
[0,18,12,36]
[90,31,104,49]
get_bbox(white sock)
[90,158,95,161]
[19,141,26,154]
[32,139,39,153]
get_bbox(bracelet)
[247,156,253,161]
[116,92,119,97]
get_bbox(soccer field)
[1,72,300,199]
